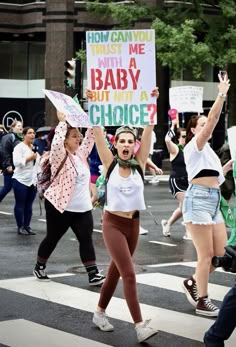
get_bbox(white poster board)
[169,86,203,113]
[227,126,236,161]
[86,29,156,126]
[43,89,90,127]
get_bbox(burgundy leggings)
[98,211,142,323]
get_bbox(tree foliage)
[85,0,236,79]
[84,0,236,125]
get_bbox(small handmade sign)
[43,89,90,127]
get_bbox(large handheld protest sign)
[86,29,157,126]
[169,86,203,113]
[43,89,90,127]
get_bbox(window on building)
[29,43,45,79]
[0,41,45,80]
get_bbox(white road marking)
[0,274,235,345]
[149,240,177,247]
[0,319,111,347]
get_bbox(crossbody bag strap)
[51,151,68,181]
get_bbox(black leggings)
[37,199,96,266]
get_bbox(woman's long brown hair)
[185,115,203,144]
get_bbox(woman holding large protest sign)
[182,73,231,317]
[87,87,159,343]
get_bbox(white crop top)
[105,164,146,212]
[184,136,225,185]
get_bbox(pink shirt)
[44,122,94,213]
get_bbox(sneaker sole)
[183,236,192,240]
[138,330,158,343]
[92,318,114,332]
[161,221,171,236]
[162,232,171,237]
[196,309,219,317]
[89,278,105,286]
[33,270,51,282]
[182,283,197,308]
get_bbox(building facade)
[0,0,226,152]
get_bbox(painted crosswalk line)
[136,272,232,301]
[0,319,111,347]
[0,274,236,345]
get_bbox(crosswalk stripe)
[0,275,236,345]
[147,261,236,275]
[149,240,177,247]
[0,211,12,215]
[136,272,231,301]
[0,319,111,347]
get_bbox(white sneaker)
[135,319,158,343]
[161,219,171,236]
[149,176,159,184]
[93,311,114,332]
[139,226,149,235]
[183,233,192,241]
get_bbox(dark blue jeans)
[204,279,236,346]
[0,174,13,202]
[12,179,37,228]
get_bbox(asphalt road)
[0,175,235,347]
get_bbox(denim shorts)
[183,184,223,225]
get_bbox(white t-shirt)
[184,136,224,185]
[105,164,146,212]
[65,154,93,212]
[13,142,39,186]
[149,131,156,156]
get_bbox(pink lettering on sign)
[128,44,145,55]
[90,68,140,90]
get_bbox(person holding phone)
[182,72,231,317]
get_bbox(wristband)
[167,128,175,139]
[218,92,226,98]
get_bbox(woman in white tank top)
[87,87,159,343]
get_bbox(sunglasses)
[181,135,186,138]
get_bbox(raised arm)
[196,73,230,150]
[78,128,95,159]
[165,118,179,160]
[135,87,159,170]
[49,111,68,168]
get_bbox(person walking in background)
[216,142,235,203]
[182,73,230,317]
[89,127,110,206]
[12,127,39,235]
[33,111,105,287]
[161,117,191,240]
[33,131,48,155]
[87,87,159,343]
[0,121,23,203]
[0,124,6,173]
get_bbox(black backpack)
[97,157,144,208]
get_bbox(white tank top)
[105,164,146,212]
